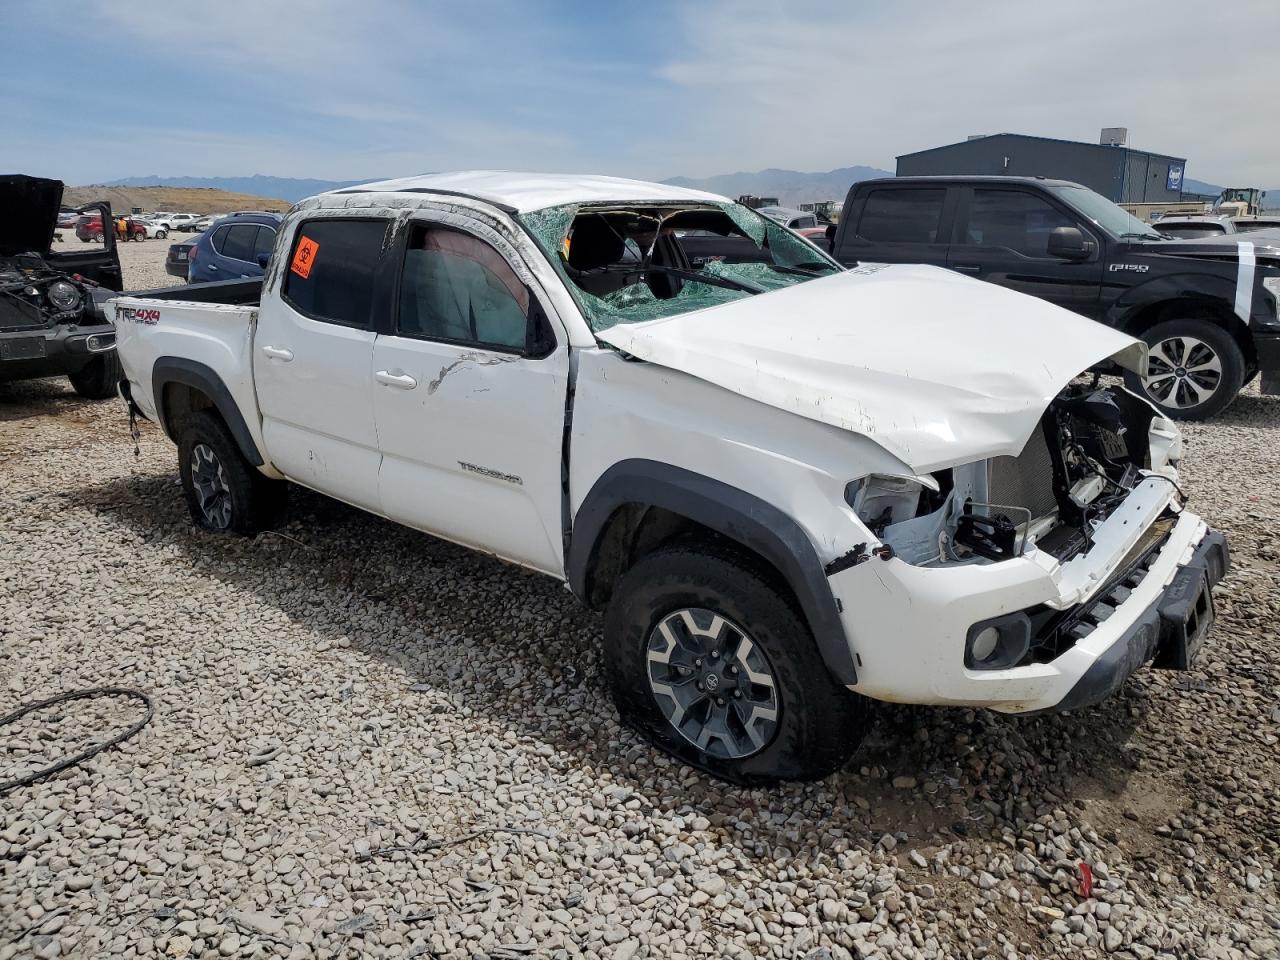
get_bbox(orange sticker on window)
[290,236,319,279]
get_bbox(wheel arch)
[567,459,857,685]
[1112,291,1256,369]
[152,357,264,466]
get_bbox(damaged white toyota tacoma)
[112,172,1228,783]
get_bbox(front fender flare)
[567,459,857,685]
[152,357,263,466]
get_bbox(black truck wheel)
[177,410,284,535]
[1125,319,1245,420]
[67,351,123,400]
[603,544,871,784]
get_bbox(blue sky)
[4,1,1278,186]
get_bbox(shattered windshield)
[518,201,840,331]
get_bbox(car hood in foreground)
[0,174,63,257]
[596,263,1145,473]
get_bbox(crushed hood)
[0,174,63,258]
[597,263,1145,472]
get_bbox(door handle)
[952,263,982,274]
[262,345,294,361]
[375,370,418,390]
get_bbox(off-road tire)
[177,410,285,535]
[1124,318,1244,420]
[67,351,123,400]
[604,543,871,784]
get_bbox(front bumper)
[0,321,116,381]
[831,484,1228,713]
[1255,333,1280,394]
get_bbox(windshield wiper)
[771,263,830,277]
[644,265,765,294]
[1120,232,1162,240]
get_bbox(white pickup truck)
[112,172,1228,783]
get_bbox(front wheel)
[1124,318,1245,420]
[604,544,871,784]
[157,229,168,239]
[67,351,122,399]
[177,410,285,535]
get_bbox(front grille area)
[0,295,46,331]
[987,425,1058,520]
[1023,520,1173,664]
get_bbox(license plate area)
[0,337,46,360]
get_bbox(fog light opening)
[965,614,1032,670]
[86,333,115,352]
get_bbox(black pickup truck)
[827,176,1280,419]
[1,174,123,398]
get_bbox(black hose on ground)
[0,688,154,795]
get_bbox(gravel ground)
[1,245,1278,959]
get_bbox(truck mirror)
[1047,226,1093,261]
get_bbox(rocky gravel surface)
[1,243,1278,958]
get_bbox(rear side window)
[218,224,259,262]
[253,226,276,262]
[962,190,1078,256]
[398,225,531,351]
[857,188,946,243]
[282,219,389,327]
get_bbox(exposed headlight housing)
[47,280,81,312]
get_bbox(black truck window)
[963,190,1077,257]
[281,219,389,329]
[857,188,946,243]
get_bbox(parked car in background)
[135,218,170,240]
[1231,217,1280,234]
[113,172,1227,783]
[757,205,820,230]
[187,211,281,283]
[77,213,146,242]
[152,212,198,231]
[829,176,1280,419]
[56,210,77,228]
[165,234,201,279]
[189,215,215,234]
[2,175,124,397]
[1154,216,1237,240]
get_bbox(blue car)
[188,211,283,284]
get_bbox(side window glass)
[253,225,276,263]
[282,219,389,328]
[210,226,230,255]
[857,189,946,243]
[221,224,258,262]
[966,190,1078,257]
[398,224,531,351]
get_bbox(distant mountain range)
[661,166,892,207]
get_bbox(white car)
[152,213,199,231]
[135,218,169,239]
[111,172,1227,783]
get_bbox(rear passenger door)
[371,216,570,574]
[948,188,1103,319]
[834,185,953,267]
[254,217,392,512]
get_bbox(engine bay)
[0,255,92,332]
[849,382,1175,567]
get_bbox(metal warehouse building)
[896,132,1188,204]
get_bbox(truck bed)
[123,277,262,305]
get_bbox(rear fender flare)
[568,459,857,685]
[152,357,263,466]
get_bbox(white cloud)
[654,0,1280,185]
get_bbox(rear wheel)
[603,544,871,783]
[1124,318,1244,420]
[67,351,122,400]
[177,410,285,535]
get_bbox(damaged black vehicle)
[1,174,123,398]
